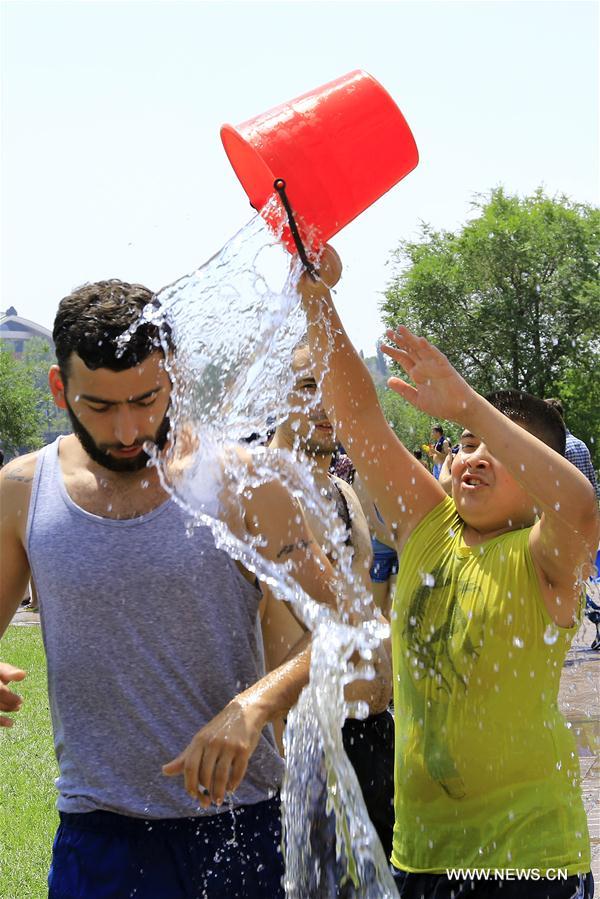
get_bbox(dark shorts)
[297,710,395,897]
[370,541,399,583]
[48,796,284,899]
[391,868,594,899]
[342,709,395,860]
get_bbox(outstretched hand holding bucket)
[220,70,419,263]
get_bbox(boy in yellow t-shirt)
[299,247,599,899]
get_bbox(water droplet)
[544,623,559,645]
[513,636,524,649]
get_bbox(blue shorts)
[48,796,284,899]
[370,539,399,583]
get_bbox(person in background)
[545,398,599,501]
[545,400,600,652]
[330,444,355,484]
[429,424,452,479]
[412,448,429,469]
[264,344,395,867]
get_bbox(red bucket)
[220,70,419,254]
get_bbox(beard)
[302,421,337,457]
[64,398,171,473]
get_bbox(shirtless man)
[263,344,395,866]
[0,279,388,899]
[263,344,374,670]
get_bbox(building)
[0,307,54,357]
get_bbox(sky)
[1,0,598,355]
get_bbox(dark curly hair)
[53,279,170,381]
[485,389,566,455]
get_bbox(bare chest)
[301,493,372,587]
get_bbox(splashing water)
[128,211,397,896]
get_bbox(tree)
[21,338,69,437]
[0,344,45,455]
[553,350,600,467]
[381,187,600,466]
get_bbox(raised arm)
[383,325,600,621]
[298,248,445,550]
[461,395,599,618]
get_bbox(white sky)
[1,0,598,354]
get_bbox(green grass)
[0,626,59,899]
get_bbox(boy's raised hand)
[382,326,476,422]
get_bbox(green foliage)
[376,385,457,452]
[554,352,600,468]
[0,627,58,898]
[0,344,45,455]
[22,338,69,437]
[0,339,68,458]
[381,186,600,466]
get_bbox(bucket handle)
[273,179,318,281]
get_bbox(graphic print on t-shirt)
[402,559,487,798]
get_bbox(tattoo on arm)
[5,470,33,483]
[276,539,313,559]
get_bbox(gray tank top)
[26,438,284,818]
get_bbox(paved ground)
[11,607,600,881]
[558,616,600,882]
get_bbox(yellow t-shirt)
[391,496,590,875]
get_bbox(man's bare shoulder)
[1,452,40,487]
[0,452,41,528]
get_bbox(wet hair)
[53,279,171,381]
[544,397,565,420]
[485,389,566,455]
